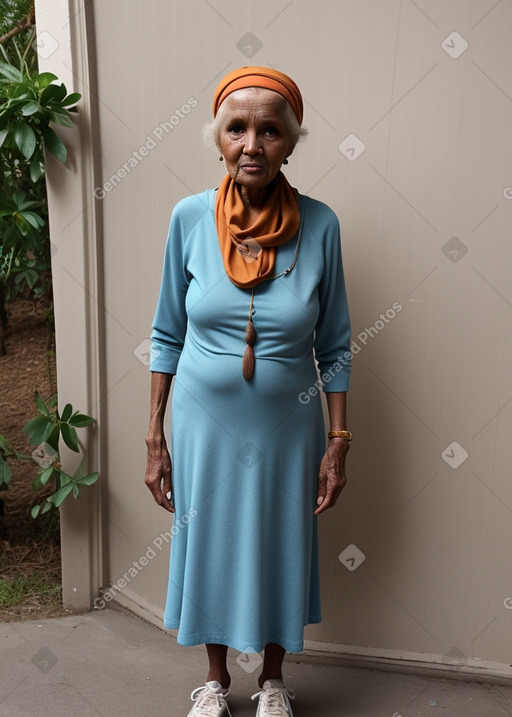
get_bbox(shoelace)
[251,685,295,716]
[190,685,232,717]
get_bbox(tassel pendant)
[242,289,256,380]
[242,320,256,379]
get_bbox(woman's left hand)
[315,438,350,515]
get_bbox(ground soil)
[0,298,70,620]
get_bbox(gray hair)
[202,89,308,153]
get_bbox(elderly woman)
[145,66,351,717]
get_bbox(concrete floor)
[2,605,512,717]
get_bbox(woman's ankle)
[206,671,231,689]
[258,671,283,688]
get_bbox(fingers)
[161,472,174,513]
[315,471,328,514]
[145,476,174,513]
[145,453,174,513]
[314,469,347,515]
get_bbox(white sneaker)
[251,679,295,716]
[187,681,232,717]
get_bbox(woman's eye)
[265,127,278,136]
[228,125,243,134]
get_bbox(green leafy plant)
[0,42,81,343]
[0,1,35,72]
[0,392,99,517]
[0,59,81,164]
[24,392,99,517]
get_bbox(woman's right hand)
[144,434,174,513]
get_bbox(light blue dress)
[150,188,350,653]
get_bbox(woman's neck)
[238,183,273,208]
[236,182,274,223]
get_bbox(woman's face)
[217,88,293,194]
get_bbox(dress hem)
[163,618,322,654]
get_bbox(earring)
[219,156,224,161]
[283,158,288,165]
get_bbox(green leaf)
[34,72,58,88]
[50,111,74,128]
[39,466,55,487]
[29,157,42,183]
[19,211,44,229]
[61,403,73,422]
[45,425,60,452]
[72,484,79,498]
[2,223,21,250]
[50,482,73,507]
[49,393,58,408]
[58,471,72,486]
[8,87,30,101]
[40,83,67,104]
[13,122,37,159]
[41,501,53,515]
[16,452,33,462]
[21,101,40,116]
[12,190,37,210]
[68,414,95,427]
[24,414,53,445]
[61,92,81,107]
[34,391,49,416]
[31,504,41,518]
[15,268,38,289]
[0,456,12,487]
[0,128,8,148]
[61,422,79,452]
[75,472,99,486]
[0,62,23,83]
[32,474,43,490]
[42,126,66,162]
[13,218,31,238]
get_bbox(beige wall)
[36,0,512,675]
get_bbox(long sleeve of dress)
[150,196,207,374]
[312,203,351,392]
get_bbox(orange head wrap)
[212,66,303,125]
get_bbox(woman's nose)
[243,131,262,155]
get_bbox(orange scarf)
[214,171,300,289]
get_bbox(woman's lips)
[241,164,264,172]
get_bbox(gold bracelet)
[328,430,353,441]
